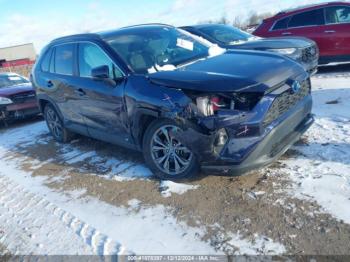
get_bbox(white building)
[0,43,36,67]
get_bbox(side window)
[288,9,325,28]
[272,17,290,30]
[49,48,55,73]
[54,44,74,75]
[78,43,123,78]
[326,6,350,24]
[40,48,52,72]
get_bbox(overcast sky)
[0,0,345,51]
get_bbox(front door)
[74,42,132,146]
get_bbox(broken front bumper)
[302,59,318,76]
[179,93,313,175]
[0,101,40,121]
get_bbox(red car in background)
[254,2,350,65]
[0,73,40,124]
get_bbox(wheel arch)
[132,109,160,149]
[37,95,64,121]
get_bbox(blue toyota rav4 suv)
[31,24,314,180]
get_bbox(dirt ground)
[2,118,349,255]
[0,243,11,258]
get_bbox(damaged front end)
[170,90,261,160]
[166,77,314,173]
[0,97,14,125]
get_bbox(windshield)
[199,24,252,45]
[0,74,29,89]
[106,26,210,74]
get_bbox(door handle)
[282,32,292,36]
[324,30,336,34]
[75,88,86,96]
[47,80,53,88]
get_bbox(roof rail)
[276,2,343,15]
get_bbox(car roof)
[271,1,349,19]
[99,23,174,40]
[181,24,229,30]
[50,23,174,44]
[0,72,20,77]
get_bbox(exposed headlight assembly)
[196,96,231,116]
[0,97,13,105]
[267,48,302,60]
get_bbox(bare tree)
[232,16,246,29]
[200,15,230,25]
[198,11,273,30]
[246,11,273,27]
[218,15,230,25]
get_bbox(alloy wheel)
[46,107,63,139]
[150,125,193,176]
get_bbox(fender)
[36,94,64,120]
[131,107,160,150]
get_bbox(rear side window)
[49,48,55,73]
[326,6,350,24]
[289,9,325,28]
[54,44,74,75]
[272,17,290,30]
[40,49,52,72]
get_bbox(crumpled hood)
[0,83,34,97]
[230,36,315,50]
[149,50,306,93]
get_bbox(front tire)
[143,119,199,180]
[44,104,73,143]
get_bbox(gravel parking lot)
[0,68,349,255]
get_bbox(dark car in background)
[253,2,350,65]
[31,24,313,180]
[181,24,319,75]
[0,73,40,124]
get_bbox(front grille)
[263,80,310,127]
[301,45,318,63]
[10,91,36,104]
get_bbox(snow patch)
[227,234,286,255]
[279,75,350,224]
[159,180,199,197]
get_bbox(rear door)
[74,42,131,146]
[324,5,350,57]
[283,9,329,56]
[38,43,88,133]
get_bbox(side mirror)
[91,65,110,79]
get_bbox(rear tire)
[142,119,199,180]
[44,104,73,143]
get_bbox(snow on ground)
[0,121,287,255]
[0,120,284,255]
[0,72,349,255]
[0,176,117,255]
[278,74,350,224]
[0,123,288,255]
[0,135,217,255]
[159,180,199,197]
[225,233,286,255]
